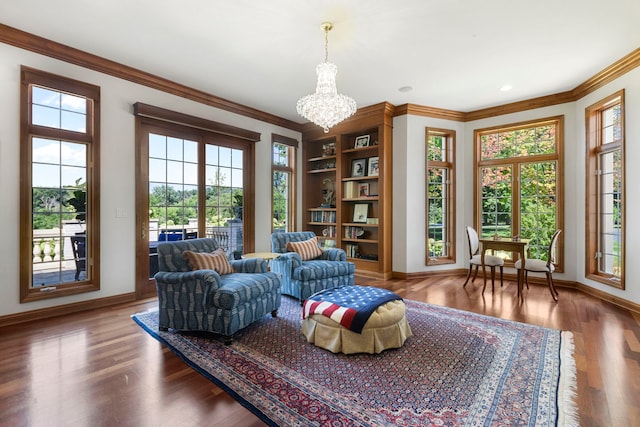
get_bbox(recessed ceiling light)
[398,86,413,93]
[500,85,513,92]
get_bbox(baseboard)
[2,272,638,327]
[573,282,640,314]
[393,268,468,279]
[391,269,640,314]
[0,292,137,327]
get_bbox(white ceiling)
[2,0,639,125]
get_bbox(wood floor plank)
[0,275,638,426]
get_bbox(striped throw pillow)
[286,237,323,261]
[183,248,234,275]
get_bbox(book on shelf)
[345,243,359,258]
[343,181,358,199]
[310,210,336,223]
[322,239,336,249]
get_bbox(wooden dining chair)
[515,229,562,302]
[463,226,504,293]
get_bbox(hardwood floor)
[1,275,638,426]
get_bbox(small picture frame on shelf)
[351,158,367,177]
[358,183,370,197]
[354,135,370,148]
[353,203,368,223]
[367,156,379,176]
[322,142,336,156]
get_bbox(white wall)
[2,40,639,317]
[392,114,465,273]
[392,67,640,306]
[0,43,300,317]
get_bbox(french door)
[134,106,257,298]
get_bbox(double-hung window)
[20,67,100,301]
[272,134,297,233]
[425,128,455,265]
[586,90,625,288]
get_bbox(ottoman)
[301,287,412,354]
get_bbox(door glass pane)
[205,145,244,258]
[148,134,200,277]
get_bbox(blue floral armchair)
[154,238,281,344]
[270,231,355,301]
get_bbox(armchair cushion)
[183,248,234,274]
[293,260,355,281]
[286,236,323,260]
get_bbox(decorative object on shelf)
[366,218,379,225]
[353,203,368,223]
[345,226,365,238]
[367,156,379,176]
[355,134,370,148]
[322,142,336,156]
[321,178,335,207]
[358,183,370,197]
[322,226,336,237]
[324,160,335,169]
[351,158,366,177]
[296,22,357,133]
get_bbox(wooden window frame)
[20,66,101,302]
[474,116,564,269]
[585,90,625,289]
[271,134,298,233]
[425,127,456,265]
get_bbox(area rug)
[133,296,578,426]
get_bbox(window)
[425,128,456,265]
[586,90,624,289]
[475,117,563,267]
[20,67,100,302]
[272,134,298,233]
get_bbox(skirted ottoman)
[301,285,412,354]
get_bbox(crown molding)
[395,48,640,122]
[0,23,303,132]
[2,24,638,132]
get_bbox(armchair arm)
[319,248,347,261]
[273,252,302,269]
[270,252,303,280]
[154,270,222,316]
[229,258,268,273]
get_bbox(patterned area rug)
[133,296,578,426]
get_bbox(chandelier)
[296,22,357,133]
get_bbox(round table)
[241,252,280,260]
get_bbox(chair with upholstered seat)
[463,226,504,293]
[515,229,561,302]
[154,238,282,344]
[270,231,355,302]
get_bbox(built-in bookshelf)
[302,102,394,279]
